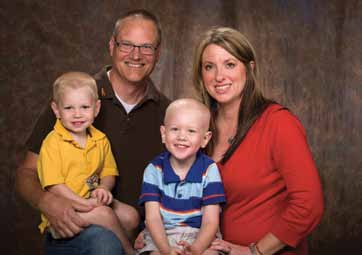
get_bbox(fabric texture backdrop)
[2,0,361,254]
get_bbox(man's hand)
[39,192,92,238]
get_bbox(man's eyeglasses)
[114,38,158,55]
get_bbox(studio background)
[2,0,361,254]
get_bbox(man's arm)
[16,151,91,238]
[16,151,45,208]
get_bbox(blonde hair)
[52,72,98,103]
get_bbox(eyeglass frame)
[113,37,159,55]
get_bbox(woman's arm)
[212,233,284,255]
[251,233,285,255]
[268,110,324,248]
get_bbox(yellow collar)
[53,119,105,142]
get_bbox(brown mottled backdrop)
[2,0,361,254]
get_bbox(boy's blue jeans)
[44,224,124,255]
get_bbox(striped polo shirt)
[139,151,226,229]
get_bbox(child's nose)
[177,131,187,140]
[74,109,82,117]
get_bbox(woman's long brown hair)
[192,27,275,164]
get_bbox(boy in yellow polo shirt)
[37,72,136,254]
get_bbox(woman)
[192,27,324,255]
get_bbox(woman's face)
[201,44,247,106]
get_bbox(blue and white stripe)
[139,151,226,229]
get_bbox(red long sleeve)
[219,104,323,254]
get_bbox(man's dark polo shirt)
[27,66,170,212]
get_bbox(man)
[16,9,170,255]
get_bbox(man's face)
[109,17,160,85]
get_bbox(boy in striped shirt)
[138,98,226,255]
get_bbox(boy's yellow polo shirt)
[37,119,118,233]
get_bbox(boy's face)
[160,107,211,166]
[51,86,100,136]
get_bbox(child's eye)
[63,106,72,110]
[188,129,197,133]
[81,105,90,109]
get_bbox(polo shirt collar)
[87,125,106,140]
[98,65,161,104]
[163,151,204,184]
[97,66,114,100]
[53,119,105,142]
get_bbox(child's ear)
[50,101,60,119]
[201,131,212,148]
[160,125,166,144]
[94,100,101,117]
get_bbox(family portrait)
[4,1,361,255]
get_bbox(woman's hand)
[210,239,251,255]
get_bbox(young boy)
[138,98,226,255]
[37,71,137,254]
